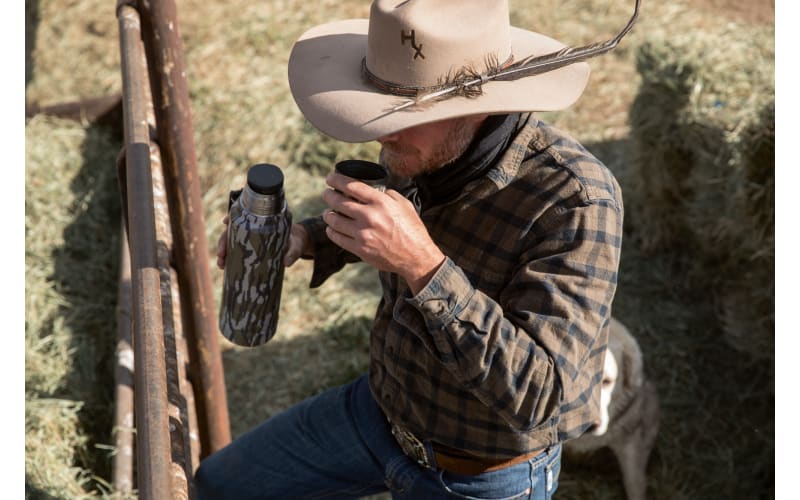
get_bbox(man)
[197,0,634,498]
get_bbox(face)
[377,115,488,178]
[591,350,618,436]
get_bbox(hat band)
[361,55,515,98]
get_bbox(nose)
[587,419,608,436]
[377,132,399,144]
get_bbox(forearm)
[406,204,621,430]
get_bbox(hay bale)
[699,101,774,362]
[626,24,774,361]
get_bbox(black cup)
[334,160,388,192]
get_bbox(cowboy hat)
[288,0,598,143]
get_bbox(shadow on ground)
[25,0,39,87]
[45,123,123,495]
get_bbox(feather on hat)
[288,0,640,143]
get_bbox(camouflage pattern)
[219,195,292,347]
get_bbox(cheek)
[386,145,417,158]
[400,126,450,157]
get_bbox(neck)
[413,113,520,208]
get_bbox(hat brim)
[288,19,590,143]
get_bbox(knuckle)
[363,211,379,226]
[359,229,376,247]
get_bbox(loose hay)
[26,398,93,498]
[627,23,774,361]
[26,115,123,497]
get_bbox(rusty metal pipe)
[117,5,173,498]
[137,0,231,456]
[113,226,135,493]
[115,111,197,500]
[151,142,191,500]
[173,262,203,477]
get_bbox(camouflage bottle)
[219,163,292,347]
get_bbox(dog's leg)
[610,434,648,500]
[640,381,661,465]
[609,382,660,500]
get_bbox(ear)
[622,340,644,391]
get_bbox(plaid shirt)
[300,114,623,459]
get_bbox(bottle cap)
[247,164,284,195]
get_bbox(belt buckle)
[390,423,433,469]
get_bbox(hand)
[322,172,445,294]
[216,218,310,269]
[283,223,312,267]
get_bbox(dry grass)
[25,115,122,498]
[25,0,774,498]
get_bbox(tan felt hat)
[288,0,637,143]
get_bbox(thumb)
[283,244,302,267]
[283,225,310,267]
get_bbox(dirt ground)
[696,0,774,24]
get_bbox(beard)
[380,118,478,178]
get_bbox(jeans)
[194,374,561,499]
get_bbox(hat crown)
[365,0,513,89]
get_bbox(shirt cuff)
[406,257,475,329]
[299,217,346,288]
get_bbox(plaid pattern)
[300,114,623,459]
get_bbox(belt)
[389,422,542,475]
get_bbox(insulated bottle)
[219,163,292,347]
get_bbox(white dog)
[564,317,660,500]
[593,343,619,436]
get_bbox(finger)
[222,214,229,225]
[386,190,416,212]
[283,227,307,267]
[322,209,359,238]
[216,232,228,269]
[325,225,356,254]
[217,231,227,256]
[322,188,370,219]
[326,172,381,204]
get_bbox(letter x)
[400,30,425,60]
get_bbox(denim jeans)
[194,374,561,499]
